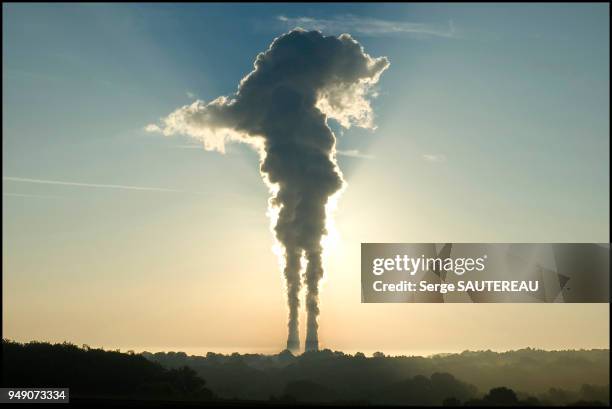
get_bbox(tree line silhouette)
[2,340,609,406]
[146,347,609,406]
[2,340,213,402]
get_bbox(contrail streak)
[3,176,192,193]
[3,192,63,199]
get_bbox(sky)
[2,3,609,356]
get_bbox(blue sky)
[3,3,609,353]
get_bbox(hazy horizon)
[4,338,610,359]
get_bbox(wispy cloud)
[336,149,375,159]
[422,154,447,163]
[4,176,195,194]
[277,15,457,38]
[144,124,162,133]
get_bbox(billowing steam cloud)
[148,29,389,352]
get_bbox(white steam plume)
[147,29,389,352]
